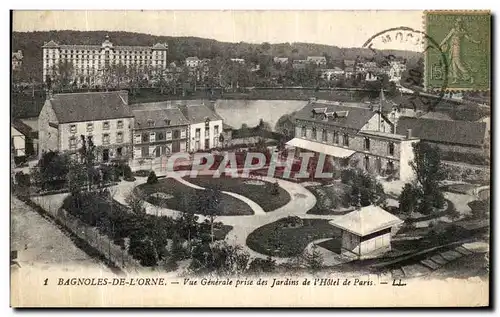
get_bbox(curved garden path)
[110,171,345,263]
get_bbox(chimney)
[406,128,412,139]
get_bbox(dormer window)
[164,119,171,126]
[147,119,155,127]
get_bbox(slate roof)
[132,102,189,129]
[395,117,487,147]
[294,102,376,131]
[49,91,133,124]
[329,205,404,236]
[178,103,223,124]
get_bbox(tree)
[248,256,276,274]
[190,240,250,275]
[342,169,386,207]
[67,160,87,195]
[147,170,158,184]
[399,182,421,214]
[303,244,324,272]
[33,151,70,190]
[410,142,446,214]
[125,189,146,215]
[196,185,222,243]
[152,66,168,94]
[52,60,75,91]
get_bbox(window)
[388,142,395,156]
[364,137,371,151]
[117,120,124,129]
[322,129,327,142]
[166,131,172,140]
[343,133,349,146]
[364,156,370,171]
[142,133,149,143]
[312,127,317,139]
[117,132,123,143]
[301,126,307,138]
[149,132,156,142]
[69,137,77,150]
[135,134,141,144]
[205,118,210,128]
[195,128,201,139]
[180,129,187,138]
[103,121,110,130]
[164,119,171,126]
[158,132,164,140]
[214,125,219,136]
[334,131,339,144]
[103,133,110,145]
[205,129,209,138]
[70,124,77,134]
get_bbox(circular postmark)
[362,27,449,111]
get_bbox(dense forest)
[12,30,422,82]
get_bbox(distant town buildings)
[12,50,23,71]
[320,67,345,81]
[230,58,245,64]
[185,56,201,68]
[307,56,327,67]
[273,57,289,64]
[42,35,168,87]
[388,61,407,83]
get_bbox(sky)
[13,10,424,50]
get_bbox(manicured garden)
[246,216,340,257]
[306,182,354,215]
[137,177,254,216]
[183,175,291,212]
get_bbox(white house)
[388,61,407,83]
[178,102,224,152]
[186,56,201,68]
[38,90,134,162]
[11,126,26,157]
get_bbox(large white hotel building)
[42,35,168,87]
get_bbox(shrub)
[248,257,276,273]
[281,216,304,228]
[134,169,150,177]
[340,168,356,184]
[147,171,158,184]
[267,181,280,195]
[15,171,30,187]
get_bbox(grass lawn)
[317,238,342,254]
[246,218,340,257]
[183,175,291,212]
[306,183,354,215]
[137,178,254,216]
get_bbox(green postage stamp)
[424,11,491,91]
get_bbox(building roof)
[286,138,355,158]
[294,102,376,131]
[49,91,133,124]
[186,56,200,61]
[395,117,487,147]
[132,104,189,129]
[329,205,404,236]
[42,40,59,48]
[178,102,223,124]
[152,43,168,50]
[344,60,356,66]
[307,56,327,62]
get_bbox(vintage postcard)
[10,10,491,307]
